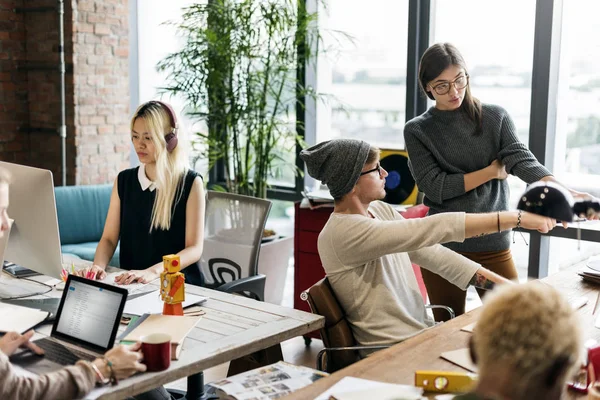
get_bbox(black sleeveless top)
[117,167,204,286]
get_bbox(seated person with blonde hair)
[458,282,583,400]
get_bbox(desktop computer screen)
[0,162,63,280]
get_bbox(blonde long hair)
[131,101,189,231]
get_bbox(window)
[548,1,600,272]
[135,0,210,176]
[430,0,536,277]
[316,0,409,149]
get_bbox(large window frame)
[201,0,585,276]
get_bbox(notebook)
[0,302,49,334]
[122,314,202,360]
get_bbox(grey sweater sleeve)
[496,109,552,183]
[404,123,466,204]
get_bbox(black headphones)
[145,100,179,152]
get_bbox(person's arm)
[496,108,551,183]
[330,206,556,268]
[468,267,512,290]
[463,159,507,192]
[409,244,512,292]
[0,332,146,400]
[117,177,205,284]
[404,125,467,204]
[0,331,96,400]
[464,210,556,238]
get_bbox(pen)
[71,262,75,275]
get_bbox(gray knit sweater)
[403,104,551,252]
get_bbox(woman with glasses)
[403,42,588,321]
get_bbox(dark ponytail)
[418,43,483,134]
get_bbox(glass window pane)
[316,0,409,149]
[555,1,600,196]
[552,1,600,269]
[430,0,536,276]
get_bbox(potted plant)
[157,0,323,304]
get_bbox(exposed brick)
[0,0,129,185]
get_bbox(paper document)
[210,361,328,400]
[123,290,208,315]
[461,322,476,333]
[0,303,49,334]
[440,348,478,373]
[315,377,423,400]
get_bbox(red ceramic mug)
[140,333,171,372]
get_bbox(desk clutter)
[209,361,328,400]
[120,314,202,360]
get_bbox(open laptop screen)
[52,275,128,353]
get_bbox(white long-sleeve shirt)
[317,201,480,348]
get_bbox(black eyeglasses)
[360,163,382,176]
[430,75,469,95]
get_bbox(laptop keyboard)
[33,338,96,365]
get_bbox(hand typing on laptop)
[114,267,160,285]
[74,264,107,280]
[0,330,44,357]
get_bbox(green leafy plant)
[157,0,324,198]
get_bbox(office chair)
[170,191,272,400]
[200,191,272,300]
[302,277,454,373]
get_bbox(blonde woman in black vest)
[77,100,206,286]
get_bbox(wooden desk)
[283,264,597,400]
[0,263,324,400]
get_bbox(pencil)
[71,262,76,274]
[593,292,600,315]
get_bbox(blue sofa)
[54,184,120,267]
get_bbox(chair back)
[200,191,271,287]
[303,277,359,371]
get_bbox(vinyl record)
[380,152,417,205]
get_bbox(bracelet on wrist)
[89,361,109,386]
[497,211,501,233]
[104,357,118,386]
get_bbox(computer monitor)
[0,161,63,280]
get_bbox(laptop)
[10,275,128,374]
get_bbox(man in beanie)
[300,139,556,352]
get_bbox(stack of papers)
[301,190,334,210]
[123,290,208,316]
[578,267,600,285]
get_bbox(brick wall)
[72,0,130,184]
[0,0,29,164]
[0,0,130,185]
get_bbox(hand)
[94,343,146,381]
[489,159,508,180]
[0,330,44,357]
[75,264,107,280]
[519,211,557,233]
[114,268,160,285]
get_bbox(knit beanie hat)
[300,139,371,199]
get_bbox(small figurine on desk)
[160,254,185,316]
